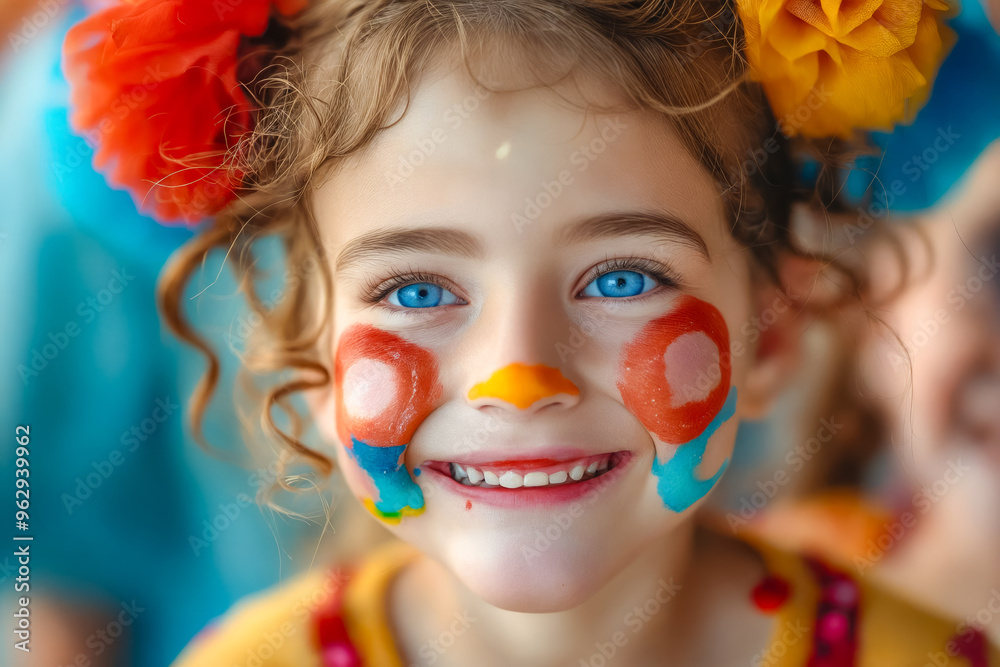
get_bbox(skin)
[859,141,1000,640]
[310,62,797,665]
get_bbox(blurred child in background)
[731,0,1000,642]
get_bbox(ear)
[739,256,817,419]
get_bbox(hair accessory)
[63,0,306,224]
[64,0,957,224]
[736,0,955,138]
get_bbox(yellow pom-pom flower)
[736,0,956,138]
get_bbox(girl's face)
[864,142,1000,477]
[312,66,777,612]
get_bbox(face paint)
[468,362,579,409]
[649,387,736,511]
[618,295,737,512]
[334,324,442,523]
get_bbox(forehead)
[313,66,727,251]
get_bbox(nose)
[468,362,580,414]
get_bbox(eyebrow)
[335,210,710,274]
[335,227,484,275]
[555,211,710,261]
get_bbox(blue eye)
[387,282,461,308]
[582,270,658,298]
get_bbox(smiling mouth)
[425,452,628,489]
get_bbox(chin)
[432,527,636,613]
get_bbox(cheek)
[335,325,440,447]
[334,324,442,523]
[617,295,732,444]
[617,295,738,512]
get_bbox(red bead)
[817,610,849,644]
[322,641,362,667]
[751,575,791,612]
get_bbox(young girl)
[62,0,999,664]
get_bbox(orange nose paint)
[467,363,579,409]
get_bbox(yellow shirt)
[171,535,999,666]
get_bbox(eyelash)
[360,256,682,313]
[576,256,682,300]
[360,266,465,313]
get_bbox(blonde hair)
[159,0,873,489]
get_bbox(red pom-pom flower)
[63,0,306,224]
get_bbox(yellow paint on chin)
[362,498,425,524]
[467,362,579,409]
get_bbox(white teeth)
[523,472,549,487]
[467,466,484,484]
[447,456,618,487]
[499,471,524,488]
[548,470,568,484]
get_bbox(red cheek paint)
[334,324,442,449]
[618,295,731,444]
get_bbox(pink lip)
[429,446,595,467]
[421,451,633,509]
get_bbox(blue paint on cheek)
[348,436,425,518]
[651,386,738,512]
